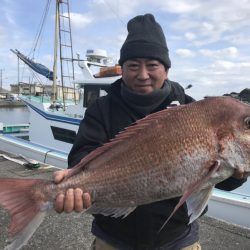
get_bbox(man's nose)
[137,65,149,80]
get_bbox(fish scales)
[1,96,250,250]
[50,99,220,205]
[40,98,231,205]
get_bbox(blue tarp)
[10,49,54,81]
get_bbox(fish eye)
[244,117,250,129]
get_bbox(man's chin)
[135,86,153,94]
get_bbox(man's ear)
[165,68,169,80]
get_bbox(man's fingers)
[73,190,91,212]
[74,188,84,212]
[54,193,65,213]
[53,169,69,184]
[83,192,91,209]
[54,188,91,214]
[64,189,74,213]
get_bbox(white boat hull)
[208,189,250,228]
[22,97,82,153]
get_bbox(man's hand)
[53,169,91,213]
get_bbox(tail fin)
[0,178,51,250]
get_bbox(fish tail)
[0,178,52,250]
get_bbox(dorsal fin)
[67,106,184,178]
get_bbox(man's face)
[122,58,168,94]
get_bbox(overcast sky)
[0,0,250,100]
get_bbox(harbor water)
[0,107,29,124]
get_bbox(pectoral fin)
[186,186,214,223]
[158,160,220,232]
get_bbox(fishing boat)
[0,48,121,168]
[0,1,121,167]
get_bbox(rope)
[30,0,52,59]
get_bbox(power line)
[29,0,52,59]
[102,0,126,27]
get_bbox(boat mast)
[52,0,60,101]
[18,58,20,95]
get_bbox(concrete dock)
[0,151,249,250]
[0,100,26,107]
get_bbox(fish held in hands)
[1,96,250,250]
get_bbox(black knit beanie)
[119,13,171,68]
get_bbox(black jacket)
[68,79,246,249]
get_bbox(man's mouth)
[135,83,152,88]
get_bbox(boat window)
[50,126,76,144]
[83,84,110,108]
[86,89,99,107]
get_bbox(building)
[0,88,13,100]
[10,82,79,101]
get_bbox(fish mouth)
[234,164,250,178]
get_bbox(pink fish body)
[1,96,250,250]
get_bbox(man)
[54,14,247,250]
